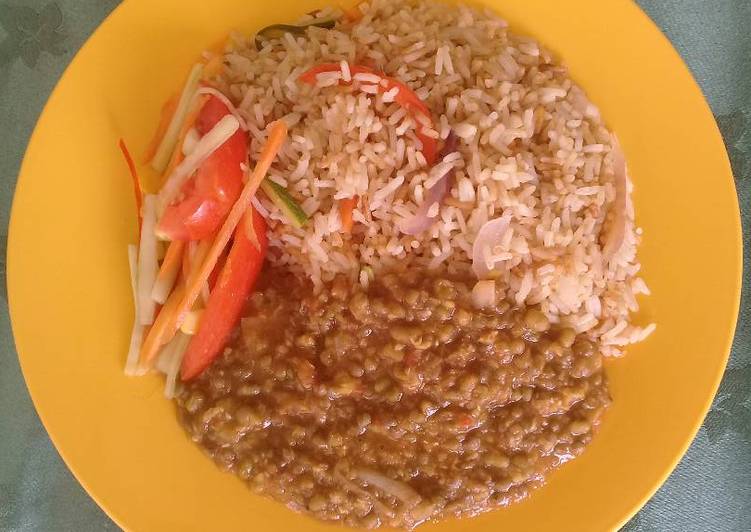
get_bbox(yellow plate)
[7,0,742,530]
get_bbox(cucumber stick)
[260,179,308,228]
[255,18,337,50]
[151,63,204,173]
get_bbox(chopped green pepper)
[260,178,308,228]
[255,18,337,50]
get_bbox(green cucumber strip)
[255,19,337,50]
[151,63,204,173]
[260,179,308,228]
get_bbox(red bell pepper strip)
[143,120,286,364]
[180,207,267,380]
[206,245,229,290]
[156,95,248,241]
[299,63,438,165]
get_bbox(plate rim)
[6,0,743,530]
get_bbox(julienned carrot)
[339,195,358,233]
[206,34,229,57]
[181,247,191,282]
[185,240,212,285]
[201,35,228,81]
[187,239,212,306]
[151,240,184,304]
[343,2,363,21]
[139,283,186,363]
[143,94,179,164]
[207,245,229,290]
[139,120,288,363]
[119,139,144,233]
[174,120,288,325]
[202,55,224,81]
[162,95,210,180]
[244,198,262,251]
[191,240,212,271]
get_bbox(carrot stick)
[119,139,144,233]
[206,34,229,57]
[161,240,184,276]
[343,2,363,22]
[339,195,358,233]
[181,245,192,281]
[142,94,179,164]
[207,245,229,290]
[185,240,211,283]
[151,240,184,304]
[187,239,212,306]
[191,240,212,271]
[200,36,228,87]
[176,122,287,323]
[202,55,224,81]
[139,120,287,361]
[139,282,186,364]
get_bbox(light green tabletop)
[0,1,748,531]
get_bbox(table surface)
[0,1,748,531]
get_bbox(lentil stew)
[176,269,610,529]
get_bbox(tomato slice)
[156,96,248,241]
[180,207,267,381]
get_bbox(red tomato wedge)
[156,95,248,241]
[299,63,438,165]
[180,207,267,381]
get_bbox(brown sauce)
[176,269,610,528]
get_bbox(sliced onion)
[125,244,146,376]
[181,127,200,156]
[439,129,459,157]
[335,473,396,519]
[472,280,496,309]
[471,212,512,279]
[602,135,628,260]
[197,86,249,131]
[400,171,454,235]
[409,501,437,527]
[355,468,422,508]
[157,114,240,214]
[137,195,159,325]
[400,131,459,235]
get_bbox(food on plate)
[178,271,610,528]
[121,0,654,528]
